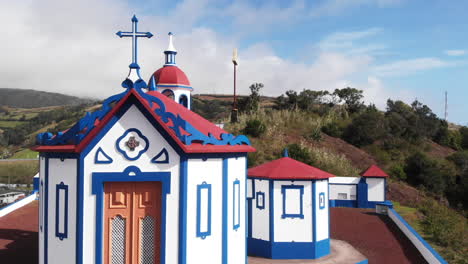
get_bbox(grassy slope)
[223,109,466,264]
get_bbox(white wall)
[252,179,269,241]
[39,156,45,264]
[367,178,385,202]
[328,177,360,184]
[273,181,313,242]
[247,179,253,199]
[186,158,223,264]
[329,184,356,200]
[315,180,329,241]
[82,105,181,264]
[47,158,77,264]
[227,157,246,264]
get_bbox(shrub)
[242,119,266,138]
[286,143,313,164]
[321,121,344,138]
[343,108,387,147]
[389,164,407,180]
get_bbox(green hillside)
[0,88,95,108]
[0,86,465,262]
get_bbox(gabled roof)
[361,165,389,178]
[34,88,255,154]
[248,157,335,180]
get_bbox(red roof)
[34,89,255,154]
[361,165,389,178]
[150,65,190,87]
[248,157,335,180]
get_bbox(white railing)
[0,191,38,218]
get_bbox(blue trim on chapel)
[37,87,250,148]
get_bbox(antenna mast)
[231,48,239,123]
[444,91,448,121]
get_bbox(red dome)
[150,65,191,87]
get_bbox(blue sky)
[0,0,467,124]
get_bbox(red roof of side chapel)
[361,165,389,178]
[248,157,335,180]
[34,89,255,154]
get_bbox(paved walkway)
[248,239,366,264]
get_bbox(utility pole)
[231,48,239,123]
[444,91,448,121]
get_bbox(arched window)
[179,94,188,108]
[161,89,175,100]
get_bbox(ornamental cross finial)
[116,15,153,68]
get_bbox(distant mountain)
[0,88,95,108]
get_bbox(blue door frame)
[91,166,171,264]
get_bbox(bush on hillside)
[321,121,345,138]
[242,119,266,138]
[286,143,313,164]
[460,126,468,150]
[404,152,457,195]
[389,163,407,180]
[343,107,387,147]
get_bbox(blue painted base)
[247,238,330,259]
[331,199,357,208]
[33,176,39,192]
[330,199,385,209]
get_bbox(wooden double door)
[104,182,161,264]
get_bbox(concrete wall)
[273,181,313,242]
[252,179,269,241]
[226,157,247,264]
[367,178,385,202]
[315,180,329,241]
[186,158,223,264]
[47,158,77,264]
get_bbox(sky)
[0,0,467,124]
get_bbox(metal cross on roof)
[116,15,153,69]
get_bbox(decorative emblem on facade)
[116,128,149,161]
[126,136,140,151]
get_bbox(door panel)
[104,182,161,264]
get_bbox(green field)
[0,120,26,128]
[10,149,39,159]
[0,160,38,184]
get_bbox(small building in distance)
[246,150,334,260]
[329,164,388,208]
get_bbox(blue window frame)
[256,191,265,209]
[233,179,241,230]
[281,185,304,219]
[196,182,212,239]
[319,192,326,209]
[55,182,68,240]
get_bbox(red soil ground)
[0,200,38,263]
[0,202,428,263]
[331,207,427,264]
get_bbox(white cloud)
[372,58,453,77]
[311,0,403,17]
[444,49,466,56]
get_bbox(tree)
[460,126,468,150]
[404,152,456,195]
[239,83,263,113]
[343,107,387,147]
[333,87,364,113]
